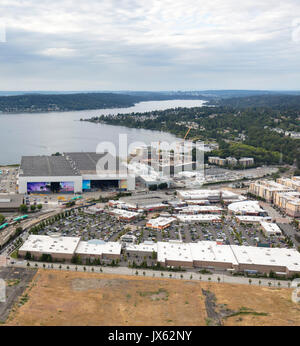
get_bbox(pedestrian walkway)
[8,260,293,289]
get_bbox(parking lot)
[0,167,18,194]
[32,209,146,242]
[139,216,293,249]
[29,205,298,250]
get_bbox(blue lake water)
[0,99,206,165]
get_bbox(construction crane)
[183,127,192,141]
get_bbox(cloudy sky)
[0,0,300,91]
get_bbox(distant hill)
[212,94,300,110]
[0,92,209,113]
[0,93,144,113]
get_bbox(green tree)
[24,251,32,260]
[19,204,28,213]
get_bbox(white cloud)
[39,47,77,57]
[2,0,299,48]
[292,18,300,43]
[0,0,300,89]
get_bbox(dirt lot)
[0,267,37,323]
[4,270,300,326]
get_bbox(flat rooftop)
[65,152,125,175]
[146,217,176,227]
[228,200,265,214]
[260,222,282,235]
[176,214,221,222]
[120,192,174,207]
[20,156,80,177]
[177,189,245,201]
[19,234,81,255]
[230,245,300,272]
[0,194,24,209]
[126,242,158,253]
[109,208,140,218]
[157,241,193,264]
[236,215,270,222]
[179,205,223,213]
[75,240,121,256]
[190,241,238,265]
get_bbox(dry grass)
[4,269,300,326]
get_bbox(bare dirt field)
[4,269,300,326]
[0,267,37,323]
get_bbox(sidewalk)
[8,261,292,289]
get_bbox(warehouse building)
[18,152,135,194]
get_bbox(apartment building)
[249,180,293,203]
[277,177,300,193]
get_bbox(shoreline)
[0,98,208,116]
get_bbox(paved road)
[260,202,292,223]
[8,260,293,288]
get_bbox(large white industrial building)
[18,152,135,194]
